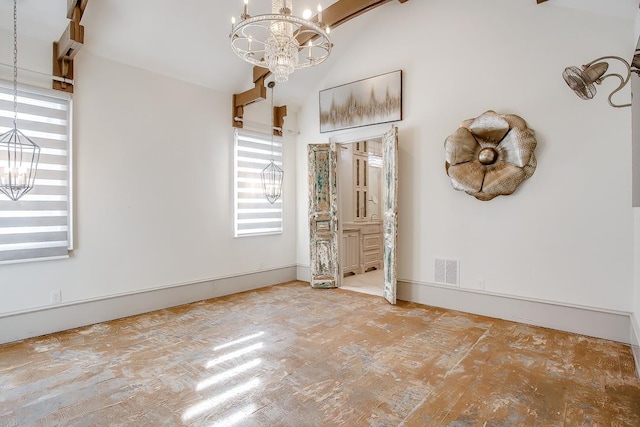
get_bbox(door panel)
[308,143,339,288]
[382,127,398,304]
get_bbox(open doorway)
[308,126,398,304]
[338,138,384,296]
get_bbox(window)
[0,80,72,264]
[233,129,283,237]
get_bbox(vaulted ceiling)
[0,0,636,109]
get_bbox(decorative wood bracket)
[232,67,268,128]
[274,105,287,137]
[231,0,409,126]
[52,0,89,93]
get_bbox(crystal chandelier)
[0,0,40,201]
[262,81,284,203]
[230,0,332,83]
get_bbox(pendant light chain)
[261,81,283,204]
[270,82,275,161]
[12,0,18,129]
[11,0,23,166]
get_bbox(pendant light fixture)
[262,81,284,204]
[230,0,332,83]
[0,0,40,201]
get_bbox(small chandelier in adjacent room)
[0,0,40,201]
[562,52,640,108]
[230,0,332,83]
[262,81,284,203]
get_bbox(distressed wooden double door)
[308,127,398,304]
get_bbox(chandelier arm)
[230,9,332,80]
[233,13,330,38]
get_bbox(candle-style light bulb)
[317,4,323,23]
[17,167,27,187]
[241,0,249,19]
[231,16,236,31]
[302,9,312,20]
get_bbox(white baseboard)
[631,314,640,378]
[0,266,296,345]
[398,280,631,344]
[296,264,311,282]
[296,264,631,343]
[33,263,625,349]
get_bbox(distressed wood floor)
[1,281,639,426]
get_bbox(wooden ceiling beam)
[66,0,89,20]
[232,75,268,128]
[55,21,84,61]
[53,0,89,93]
[322,0,398,30]
[232,0,409,128]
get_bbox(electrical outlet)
[50,290,61,304]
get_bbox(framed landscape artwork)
[319,70,402,133]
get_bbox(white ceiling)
[538,0,637,19]
[0,0,637,109]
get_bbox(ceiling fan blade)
[537,0,549,4]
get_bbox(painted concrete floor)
[1,282,639,426]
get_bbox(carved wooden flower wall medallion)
[444,110,537,201]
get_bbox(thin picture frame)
[319,70,402,133]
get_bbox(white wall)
[632,9,640,363]
[1,0,637,344]
[634,208,640,336]
[0,40,297,316]
[296,0,634,313]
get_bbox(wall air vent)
[435,258,459,286]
